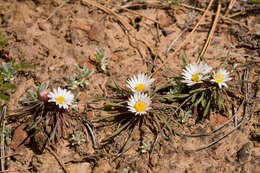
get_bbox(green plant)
[0,61,17,82]
[162,77,228,118]
[19,81,49,104]
[178,109,192,123]
[0,33,11,51]
[93,48,110,71]
[0,125,12,146]
[0,60,33,100]
[11,84,95,144]
[70,132,86,146]
[66,63,94,89]
[93,74,177,156]
[140,141,151,153]
[169,0,181,6]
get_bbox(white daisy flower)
[48,87,74,109]
[211,68,232,88]
[126,73,155,92]
[127,92,151,115]
[182,62,212,86]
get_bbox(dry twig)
[166,10,198,56]
[0,105,7,172]
[225,0,236,15]
[176,99,245,137]
[152,0,214,76]
[181,3,249,30]
[44,0,70,21]
[197,0,222,63]
[46,147,71,173]
[83,0,157,59]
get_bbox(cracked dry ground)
[0,0,260,173]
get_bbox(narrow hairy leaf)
[16,62,34,69]
[217,92,222,110]
[189,88,207,94]
[192,92,197,103]
[194,92,204,107]
[0,93,9,100]
[201,98,206,108]
[112,120,131,136]
[203,100,211,117]
[182,50,188,66]
[2,82,16,89]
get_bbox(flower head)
[126,73,155,92]
[48,87,74,109]
[39,90,49,103]
[211,68,231,88]
[182,62,212,86]
[127,92,151,115]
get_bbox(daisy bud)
[39,90,49,103]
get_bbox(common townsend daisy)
[126,73,155,92]
[127,92,151,115]
[182,62,212,86]
[211,68,232,88]
[48,87,74,109]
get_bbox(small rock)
[237,143,250,163]
[10,124,28,151]
[31,131,48,154]
[38,22,50,31]
[71,24,91,32]
[176,9,184,15]
[106,23,114,29]
[87,23,105,42]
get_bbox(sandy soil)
[0,0,260,172]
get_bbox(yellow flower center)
[135,101,146,112]
[214,73,224,83]
[191,72,201,82]
[135,83,146,91]
[56,96,66,104]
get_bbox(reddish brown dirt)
[0,0,260,172]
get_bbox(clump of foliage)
[140,141,151,153]
[160,53,233,119]
[0,60,33,101]
[0,33,33,101]
[164,80,226,118]
[10,82,95,144]
[91,48,110,72]
[70,132,86,146]
[19,81,50,104]
[66,63,94,90]
[0,125,12,146]
[94,73,178,156]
